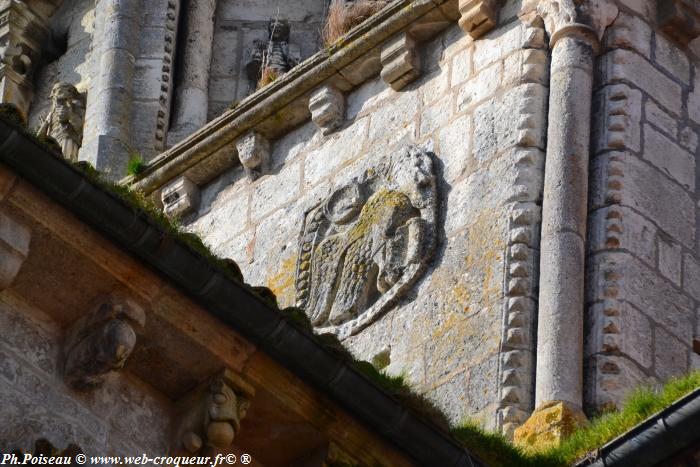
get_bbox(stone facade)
[3,0,700,448]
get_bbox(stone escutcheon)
[295,146,438,339]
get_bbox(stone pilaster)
[309,85,345,136]
[458,0,502,39]
[174,369,255,454]
[0,209,30,290]
[161,175,200,218]
[236,130,270,181]
[380,32,420,91]
[168,0,216,145]
[80,0,141,180]
[0,1,48,119]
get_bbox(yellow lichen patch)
[266,256,297,307]
[514,401,588,452]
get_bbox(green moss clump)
[127,154,147,176]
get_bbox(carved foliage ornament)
[295,146,437,339]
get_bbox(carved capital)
[537,0,618,51]
[657,0,700,45]
[380,32,420,91]
[0,209,31,291]
[309,85,345,136]
[458,0,502,38]
[236,131,270,181]
[63,295,146,390]
[161,175,200,218]
[175,369,255,454]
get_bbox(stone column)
[80,0,140,180]
[514,0,612,449]
[167,0,216,146]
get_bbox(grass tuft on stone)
[450,370,700,467]
[322,0,388,46]
[126,154,147,176]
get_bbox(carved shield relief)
[295,146,438,339]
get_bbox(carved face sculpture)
[50,83,82,125]
[295,146,438,339]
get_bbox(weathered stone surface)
[603,10,652,58]
[656,0,700,45]
[297,146,438,339]
[653,32,690,84]
[0,211,31,291]
[250,160,300,222]
[683,254,700,302]
[643,125,695,191]
[236,131,271,181]
[514,401,587,451]
[587,206,657,266]
[645,99,677,139]
[592,84,642,154]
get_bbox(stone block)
[309,85,345,136]
[502,49,548,87]
[438,114,471,183]
[472,84,547,161]
[590,152,695,247]
[472,20,545,72]
[603,11,652,58]
[218,0,326,23]
[420,66,450,107]
[380,32,421,91]
[420,94,452,138]
[366,92,418,148]
[592,84,642,154]
[133,58,164,100]
[161,175,200,218]
[210,27,240,77]
[654,326,689,381]
[208,77,238,104]
[587,206,657,266]
[250,161,300,222]
[654,32,691,84]
[599,49,682,116]
[679,126,699,153]
[683,253,700,301]
[457,61,501,111]
[645,99,677,138]
[450,47,472,88]
[514,401,587,451]
[643,125,695,191]
[0,211,30,291]
[658,236,682,285]
[305,118,368,188]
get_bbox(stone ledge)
[126,0,461,196]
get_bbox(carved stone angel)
[37,82,85,162]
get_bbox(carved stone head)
[38,82,85,162]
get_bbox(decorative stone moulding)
[236,130,270,181]
[380,32,420,91]
[295,145,437,339]
[0,0,49,118]
[0,209,30,290]
[174,369,255,454]
[657,0,700,45]
[458,0,502,38]
[63,295,146,390]
[309,85,345,135]
[154,0,179,150]
[161,175,200,218]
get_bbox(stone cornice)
[127,0,460,195]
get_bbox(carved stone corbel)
[63,295,146,390]
[174,369,255,454]
[458,0,502,38]
[309,85,345,135]
[380,32,420,91]
[657,0,700,45]
[161,175,200,218]
[236,130,270,181]
[0,210,31,291]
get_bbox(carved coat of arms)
[295,146,438,339]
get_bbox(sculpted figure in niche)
[37,82,85,162]
[295,146,437,338]
[245,19,300,92]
